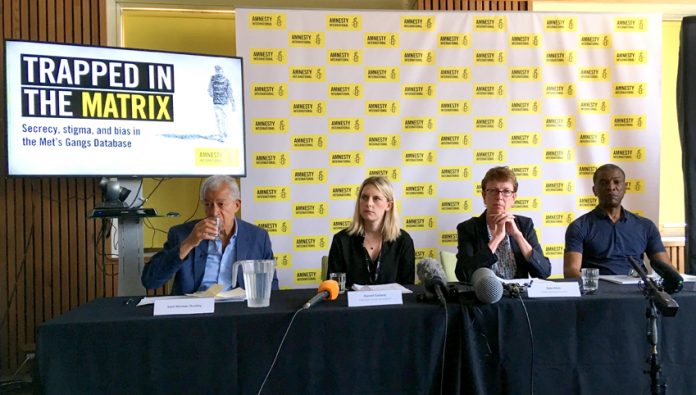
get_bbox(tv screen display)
[4,40,246,176]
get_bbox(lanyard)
[364,249,382,284]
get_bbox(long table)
[36,282,696,394]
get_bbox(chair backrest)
[439,250,458,282]
[321,255,329,281]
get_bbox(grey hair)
[200,175,240,201]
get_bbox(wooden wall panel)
[418,0,530,10]
[0,0,107,375]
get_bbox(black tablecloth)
[36,282,696,395]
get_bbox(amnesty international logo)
[367,167,401,182]
[545,50,575,65]
[512,197,540,211]
[625,178,645,193]
[253,152,289,168]
[404,216,437,231]
[544,16,576,31]
[509,67,540,81]
[614,17,647,32]
[439,199,472,213]
[439,134,471,148]
[289,67,325,81]
[327,50,362,64]
[248,13,286,29]
[614,50,647,64]
[474,84,505,98]
[331,218,353,232]
[509,133,540,147]
[365,67,399,81]
[577,195,598,209]
[577,164,599,177]
[415,248,438,261]
[474,117,506,131]
[577,132,609,146]
[403,150,436,164]
[326,15,361,30]
[578,100,609,114]
[474,16,506,31]
[289,32,324,47]
[251,83,287,99]
[364,33,399,47]
[250,48,286,64]
[366,134,400,149]
[254,186,290,202]
[509,100,540,114]
[291,134,326,150]
[294,270,321,285]
[402,50,435,65]
[474,150,506,164]
[509,34,540,47]
[611,147,645,162]
[275,253,292,269]
[256,220,291,235]
[403,183,436,197]
[402,84,436,98]
[544,83,575,97]
[544,116,575,131]
[474,51,505,64]
[544,149,574,162]
[293,236,329,251]
[509,165,540,179]
[329,185,360,200]
[291,101,326,116]
[252,118,288,134]
[328,118,363,132]
[438,67,470,81]
[543,180,574,194]
[612,115,646,130]
[579,67,610,81]
[438,34,471,47]
[440,232,458,246]
[402,117,435,132]
[293,202,327,218]
[438,166,471,180]
[329,84,363,98]
[613,83,646,97]
[366,101,399,115]
[439,101,471,114]
[579,34,611,48]
[544,244,564,258]
[292,168,327,183]
[401,16,435,30]
[329,151,363,166]
[543,212,575,226]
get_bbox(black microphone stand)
[628,257,678,395]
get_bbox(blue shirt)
[564,206,665,275]
[199,219,239,291]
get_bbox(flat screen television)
[4,40,246,177]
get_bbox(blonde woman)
[327,176,415,287]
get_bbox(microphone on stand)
[650,259,683,294]
[627,256,679,317]
[472,267,503,304]
[416,258,448,306]
[303,280,339,309]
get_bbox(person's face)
[359,184,393,225]
[593,168,625,209]
[203,184,241,231]
[482,180,516,215]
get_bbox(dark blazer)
[142,218,277,294]
[455,211,551,282]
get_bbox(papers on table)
[351,283,413,294]
[136,285,246,306]
[600,273,696,285]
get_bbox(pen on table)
[124,298,136,305]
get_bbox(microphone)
[416,258,448,306]
[627,256,679,317]
[303,280,339,309]
[650,259,684,294]
[472,267,503,304]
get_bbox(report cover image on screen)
[4,39,247,177]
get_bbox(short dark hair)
[481,166,518,192]
[592,163,625,185]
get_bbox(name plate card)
[527,282,581,298]
[153,297,215,316]
[348,290,403,307]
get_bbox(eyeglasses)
[485,188,515,197]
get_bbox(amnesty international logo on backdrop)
[328,118,363,133]
[544,116,575,131]
[474,150,506,164]
[509,100,540,114]
[402,50,435,65]
[577,132,609,146]
[614,50,647,64]
[364,33,399,47]
[474,117,506,131]
[545,50,575,64]
[403,183,437,197]
[251,83,287,99]
[577,195,598,209]
[612,115,646,130]
[544,83,575,97]
[367,167,401,182]
[438,34,471,47]
[329,185,360,200]
[544,149,574,162]
[275,253,292,269]
[614,17,648,32]
[293,202,328,218]
[509,165,540,179]
[288,32,324,47]
[544,180,575,194]
[543,212,575,226]
[295,270,321,285]
[290,101,326,116]
[474,84,505,98]
[402,117,436,132]
[579,67,610,81]
[544,245,564,258]
[579,34,612,48]
[613,83,646,97]
[403,150,436,164]
[327,50,362,64]
[415,248,438,261]
[329,84,363,98]
[438,67,470,81]
[439,199,472,213]
[331,218,353,233]
[365,67,400,82]
[611,147,645,161]
[252,118,288,133]
[578,100,610,114]
[254,186,290,202]
[509,34,540,48]
[474,16,507,31]
[329,151,363,166]
[439,101,471,114]
[404,216,437,231]
[250,48,286,64]
[439,134,471,148]
[253,152,289,168]
[577,164,599,178]
[438,166,471,180]
[292,168,327,183]
[439,232,458,246]
[400,16,435,30]
[366,101,399,115]
[544,16,576,31]
[509,133,541,147]
[474,51,506,64]
[289,66,325,81]
[509,67,541,81]
[326,15,361,30]
[402,84,436,98]
[248,13,286,29]
[293,236,328,251]
[256,220,291,235]
[291,135,326,150]
[366,134,400,149]
[512,197,540,211]
[625,179,646,193]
